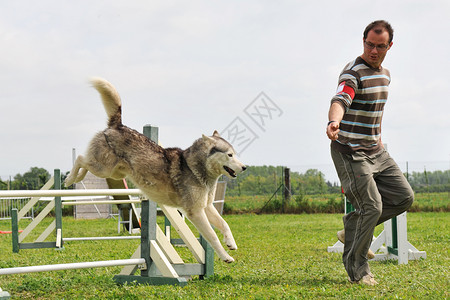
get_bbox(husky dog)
[65,78,246,263]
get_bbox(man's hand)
[326,121,340,140]
[327,102,345,141]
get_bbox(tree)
[294,169,328,195]
[11,167,51,190]
[0,179,7,190]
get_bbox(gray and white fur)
[65,78,246,263]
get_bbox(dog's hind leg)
[186,209,235,263]
[65,155,89,186]
[205,204,237,250]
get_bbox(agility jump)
[327,193,426,264]
[0,187,214,286]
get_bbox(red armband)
[336,82,355,99]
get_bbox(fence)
[0,197,34,220]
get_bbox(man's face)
[361,29,393,69]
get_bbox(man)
[326,20,414,286]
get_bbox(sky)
[1,0,449,184]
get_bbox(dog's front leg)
[186,209,234,263]
[65,155,88,186]
[205,204,237,250]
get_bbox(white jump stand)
[328,204,426,264]
[0,287,11,300]
[369,212,426,264]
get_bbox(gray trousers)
[331,148,414,281]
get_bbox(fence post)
[200,235,214,279]
[54,169,63,249]
[139,199,151,276]
[141,125,159,277]
[387,216,398,255]
[11,209,19,253]
[143,125,159,144]
[343,187,354,214]
[282,168,291,213]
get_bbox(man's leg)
[331,149,382,282]
[374,151,414,225]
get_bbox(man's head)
[361,20,394,69]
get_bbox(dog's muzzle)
[223,166,237,178]
[223,165,246,178]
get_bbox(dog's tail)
[90,77,122,128]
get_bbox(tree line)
[221,166,449,196]
[0,167,53,190]
[406,169,450,193]
[222,166,340,196]
[1,166,449,195]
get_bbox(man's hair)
[364,20,394,43]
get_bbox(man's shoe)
[360,274,379,285]
[337,229,345,244]
[348,274,379,286]
[337,229,375,259]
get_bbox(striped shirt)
[330,56,390,154]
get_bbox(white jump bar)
[63,236,141,241]
[0,258,146,275]
[62,200,142,206]
[0,189,143,198]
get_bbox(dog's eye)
[228,153,233,157]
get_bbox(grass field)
[0,213,448,299]
[225,192,450,214]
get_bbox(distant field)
[0,213,448,299]
[225,192,450,214]
[410,192,450,211]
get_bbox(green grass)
[0,213,449,299]
[410,192,450,212]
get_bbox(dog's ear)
[202,134,215,145]
[212,130,221,138]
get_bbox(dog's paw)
[227,243,238,251]
[64,178,74,187]
[218,251,235,263]
[224,237,237,250]
[223,255,235,263]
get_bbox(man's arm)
[326,102,345,141]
